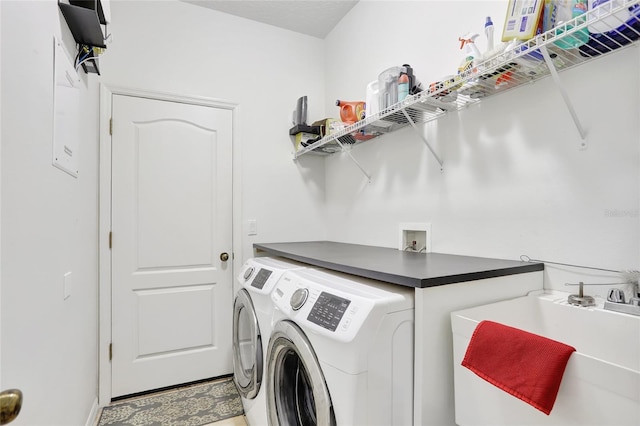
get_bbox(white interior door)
[110,94,233,398]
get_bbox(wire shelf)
[295,0,640,158]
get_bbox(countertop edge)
[253,243,544,289]
[420,263,544,287]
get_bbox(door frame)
[98,85,242,406]
[0,0,3,392]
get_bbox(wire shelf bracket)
[539,45,588,150]
[401,109,444,172]
[335,139,372,183]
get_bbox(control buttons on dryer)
[290,288,309,311]
[307,292,351,332]
[243,266,255,281]
[341,317,352,331]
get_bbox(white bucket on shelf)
[588,0,633,33]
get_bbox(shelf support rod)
[334,138,372,183]
[539,45,588,149]
[402,109,444,171]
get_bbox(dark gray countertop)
[254,241,544,288]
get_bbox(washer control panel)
[307,292,351,332]
[272,271,381,342]
[237,258,305,295]
[250,268,273,290]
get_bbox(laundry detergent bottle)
[336,100,366,125]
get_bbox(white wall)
[0,1,99,424]
[100,1,329,263]
[324,0,640,296]
[1,1,327,422]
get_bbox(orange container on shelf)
[336,100,366,125]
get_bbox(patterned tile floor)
[98,377,247,426]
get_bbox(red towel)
[461,320,576,415]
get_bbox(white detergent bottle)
[365,80,380,119]
[485,17,494,53]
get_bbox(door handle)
[0,389,23,425]
[220,252,229,262]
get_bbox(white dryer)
[265,268,415,426]
[233,257,306,426]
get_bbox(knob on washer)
[290,288,309,311]
[243,266,255,281]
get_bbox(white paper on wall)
[53,36,81,178]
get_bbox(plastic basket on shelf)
[579,4,640,56]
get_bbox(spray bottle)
[457,33,481,77]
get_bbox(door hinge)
[109,343,113,361]
[109,231,112,249]
[109,118,113,135]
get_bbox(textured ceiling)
[181,0,359,38]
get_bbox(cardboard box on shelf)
[502,0,545,41]
[311,118,344,137]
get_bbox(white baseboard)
[85,398,100,426]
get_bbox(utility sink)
[451,291,640,425]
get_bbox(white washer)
[232,257,306,426]
[265,268,415,426]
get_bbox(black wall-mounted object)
[70,0,108,25]
[58,0,107,49]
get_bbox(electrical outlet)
[399,223,431,253]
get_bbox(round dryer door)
[232,289,263,399]
[266,320,336,426]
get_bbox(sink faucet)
[605,279,640,316]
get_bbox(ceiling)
[181,0,359,39]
